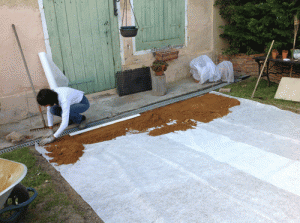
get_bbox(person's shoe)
[78,115,87,130]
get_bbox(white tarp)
[190,55,234,84]
[38,52,69,89]
[190,55,220,84]
[216,61,234,83]
[36,92,300,222]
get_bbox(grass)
[218,77,300,113]
[0,147,50,188]
[0,147,77,222]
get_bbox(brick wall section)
[218,53,263,76]
[218,53,300,84]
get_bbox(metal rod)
[251,40,275,98]
[70,114,141,136]
[12,24,47,128]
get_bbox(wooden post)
[151,70,167,96]
[290,15,299,77]
[251,40,274,98]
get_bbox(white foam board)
[274,77,300,102]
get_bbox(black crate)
[116,67,152,96]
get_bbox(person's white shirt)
[47,87,84,138]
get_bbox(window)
[134,0,185,51]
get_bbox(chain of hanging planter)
[120,0,139,38]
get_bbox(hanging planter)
[120,0,139,38]
[120,26,138,37]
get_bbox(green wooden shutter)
[43,0,121,94]
[134,0,185,51]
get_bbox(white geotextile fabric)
[36,92,300,222]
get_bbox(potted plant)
[282,50,288,59]
[272,49,279,59]
[151,60,168,76]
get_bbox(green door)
[43,0,121,94]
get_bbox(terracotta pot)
[282,50,288,59]
[272,49,278,59]
[155,71,164,76]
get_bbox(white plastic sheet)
[38,52,69,89]
[190,55,221,84]
[216,61,234,83]
[190,55,235,84]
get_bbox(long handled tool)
[12,24,47,130]
[251,40,275,98]
[290,15,299,77]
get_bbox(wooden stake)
[251,40,275,98]
[290,15,299,77]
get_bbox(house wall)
[0,0,228,125]
[119,0,224,83]
[213,3,229,56]
[0,0,48,124]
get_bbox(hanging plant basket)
[120,0,139,38]
[120,26,138,38]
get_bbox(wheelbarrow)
[0,158,38,223]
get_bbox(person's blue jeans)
[50,95,90,125]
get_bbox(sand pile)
[0,159,24,192]
[45,93,240,165]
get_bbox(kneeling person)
[37,87,90,146]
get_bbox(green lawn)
[218,77,300,113]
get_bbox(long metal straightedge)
[0,82,230,155]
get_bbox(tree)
[215,0,300,54]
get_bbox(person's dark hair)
[37,89,58,106]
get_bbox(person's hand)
[44,129,54,138]
[39,135,55,146]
